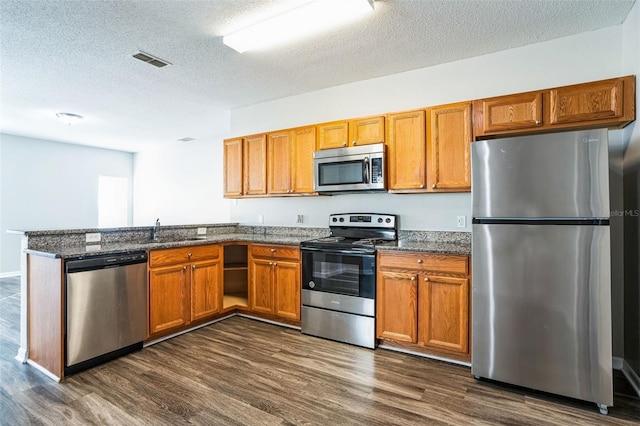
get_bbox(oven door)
[301,247,375,299]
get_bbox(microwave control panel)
[371,157,383,184]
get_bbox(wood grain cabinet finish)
[249,245,301,321]
[386,109,426,191]
[426,102,472,192]
[223,138,243,197]
[148,245,222,338]
[317,116,385,150]
[267,126,317,195]
[377,251,471,360]
[243,134,267,196]
[474,75,635,138]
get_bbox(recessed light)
[56,112,84,125]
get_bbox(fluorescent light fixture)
[56,112,84,125]
[223,0,375,53]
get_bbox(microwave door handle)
[363,157,370,184]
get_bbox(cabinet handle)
[343,142,347,147]
[432,184,436,189]
[188,253,192,258]
[270,248,276,253]
[183,266,187,271]
[411,277,416,281]
[417,259,423,264]
[535,120,542,125]
[273,262,277,266]
[192,264,196,270]
[424,277,429,282]
[352,141,357,145]
[420,184,424,189]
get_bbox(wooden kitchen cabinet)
[473,75,635,138]
[267,126,317,195]
[377,250,471,361]
[426,102,472,192]
[148,245,222,338]
[249,244,301,322]
[223,134,267,198]
[317,115,385,150]
[223,138,243,197]
[386,109,426,191]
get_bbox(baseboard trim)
[27,359,61,382]
[144,313,236,347]
[237,313,302,330]
[0,271,20,278]
[620,359,640,398]
[378,343,472,368]
[15,347,28,363]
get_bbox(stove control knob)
[332,217,338,222]
[339,217,344,222]
[377,218,383,223]
[385,218,391,223]
[309,281,316,289]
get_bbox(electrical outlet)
[456,216,466,228]
[296,214,303,224]
[85,232,101,243]
[197,227,207,235]
[258,214,264,224]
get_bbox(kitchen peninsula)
[15,223,471,381]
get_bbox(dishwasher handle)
[66,252,148,273]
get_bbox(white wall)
[133,137,231,226]
[0,133,133,273]
[228,26,625,230]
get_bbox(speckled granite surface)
[21,224,470,258]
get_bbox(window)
[98,176,128,228]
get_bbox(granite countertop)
[25,233,315,259]
[378,239,471,255]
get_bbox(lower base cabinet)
[249,245,301,322]
[376,251,471,360]
[148,245,222,338]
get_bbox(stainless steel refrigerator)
[471,129,613,414]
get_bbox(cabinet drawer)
[378,252,468,275]
[149,244,220,268]
[251,244,300,261]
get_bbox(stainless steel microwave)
[313,143,386,193]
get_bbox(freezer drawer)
[471,223,612,406]
[472,129,609,219]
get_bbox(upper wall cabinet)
[387,109,426,191]
[223,138,243,197]
[223,134,267,198]
[317,116,385,150]
[267,126,316,195]
[473,75,635,138]
[426,102,472,192]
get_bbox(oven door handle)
[301,246,375,256]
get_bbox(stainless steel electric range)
[300,213,398,348]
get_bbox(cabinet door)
[243,134,267,195]
[149,265,189,335]
[418,275,469,354]
[250,258,274,314]
[267,131,292,194]
[291,126,316,194]
[475,92,543,135]
[426,102,472,192]
[223,138,243,197]
[387,110,426,191]
[191,259,222,321]
[550,78,624,125]
[274,260,301,321]
[349,116,385,147]
[317,121,349,150]
[376,271,418,343]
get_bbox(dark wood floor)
[1,277,639,425]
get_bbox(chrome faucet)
[152,218,160,241]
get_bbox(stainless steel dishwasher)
[65,251,147,375]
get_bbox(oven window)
[302,251,375,298]
[318,160,365,186]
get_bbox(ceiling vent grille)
[132,51,172,68]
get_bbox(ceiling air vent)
[177,137,195,142]
[132,51,172,68]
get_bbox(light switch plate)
[197,227,207,235]
[456,216,466,228]
[86,232,101,242]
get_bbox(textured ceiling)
[0,0,636,152]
